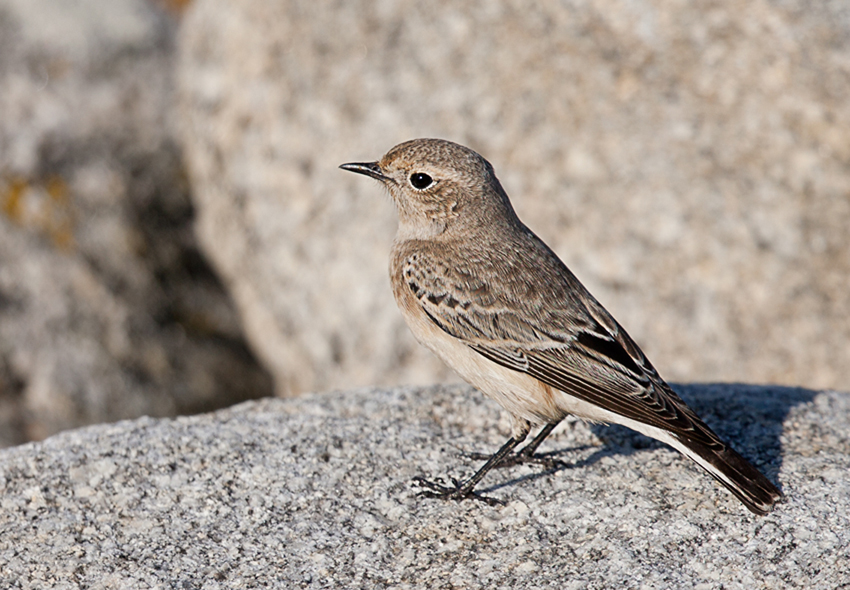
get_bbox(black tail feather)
[683,439,782,515]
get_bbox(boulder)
[0,0,272,445]
[178,0,850,396]
[0,383,845,588]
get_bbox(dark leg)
[414,434,525,502]
[515,420,560,459]
[463,420,563,468]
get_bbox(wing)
[401,247,724,449]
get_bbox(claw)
[411,476,504,506]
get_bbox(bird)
[340,138,782,514]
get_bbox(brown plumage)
[340,138,782,514]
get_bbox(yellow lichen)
[1,177,27,223]
[1,175,75,251]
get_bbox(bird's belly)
[399,302,565,429]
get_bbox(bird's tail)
[675,437,782,515]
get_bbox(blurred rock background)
[1,0,848,446]
[180,0,849,395]
[0,0,272,447]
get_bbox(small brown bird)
[340,138,781,514]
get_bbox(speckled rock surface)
[1,383,846,588]
[178,0,850,397]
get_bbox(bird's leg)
[463,420,564,468]
[514,420,560,460]
[414,434,525,503]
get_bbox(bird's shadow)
[475,382,816,496]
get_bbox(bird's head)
[341,138,516,240]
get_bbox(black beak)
[339,161,391,182]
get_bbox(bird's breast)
[389,243,566,429]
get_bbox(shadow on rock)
[477,383,815,496]
[588,383,817,493]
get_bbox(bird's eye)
[409,172,433,190]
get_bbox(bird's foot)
[412,476,505,506]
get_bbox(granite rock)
[0,383,846,588]
[0,0,272,445]
[178,0,850,396]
